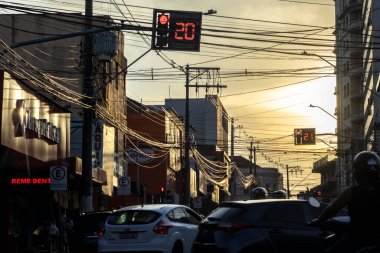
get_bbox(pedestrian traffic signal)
[294,128,316,145]
[156,14,170,47]
[152,9,202,51]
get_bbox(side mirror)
[308,197,321,208]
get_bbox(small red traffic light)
[160,185,165,193]
[158,14,169,25]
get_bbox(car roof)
[220,199,308,206]
[80,210,113,216]
[117,204,189,214]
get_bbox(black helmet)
[352,151,380,186]
[251,187,268,199]
[272,190,287,199]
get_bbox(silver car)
[98,204,203,253]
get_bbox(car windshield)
[107,210,161,225]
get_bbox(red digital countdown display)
[294,128,316,145]
[152,9,202,51]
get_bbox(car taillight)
[216,223,251,233]
[153,220,173,234]
[98,225,105,236]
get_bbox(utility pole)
[286,164,290,199]
[249,140,253,177]
[184,65,224,206]
[230,118,235,200]
[82,0,94,212]
[248,139,253,198]
[185,65,190,206]
[253,146,257,178]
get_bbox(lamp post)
[309,104,337,121]
[301,51,337,69]
[204,9,217,15]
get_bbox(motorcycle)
[308,197,380,253]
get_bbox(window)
[107,210,160,225]
[167,208,188,223]
[184,208,202,224]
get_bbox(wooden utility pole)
[286,164,290,199]
[230,118,235,200]
[184,66,224,206]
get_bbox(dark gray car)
[192,199,344,253]
[70,211,113,253]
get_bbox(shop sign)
[14,99,61,144]
[92,119,104,169]
[11,178,51,185]
[199,171,207,195]
[126,147,154,164]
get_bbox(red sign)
[11,178,51,184]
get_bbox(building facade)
[0,70,74,252]
[233,156,284,200]
[165,95,230,206]
[362,1,380,154]
[126,99,184,205]
[312,156,338,202]
[166,95,229,153]
[334,0,365,191]
[0,13,128,211]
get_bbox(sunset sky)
[8,0,337,194]
[122,0,337,193]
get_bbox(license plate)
[119,232,137,239]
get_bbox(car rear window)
[107,210,160,225]
[206,206,244,221]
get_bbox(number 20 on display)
[174,22,196,41]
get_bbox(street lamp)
[301,51,336,69]
[204,9,217,15]
[309,104,337,120]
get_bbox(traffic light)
[294,128,316,145]
[160,185,165,203]
[312,190,322,198]
[152,9,202,51]
[155,13,170,48]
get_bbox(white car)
[98,204,203,253]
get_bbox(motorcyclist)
[251,187,268,199]
[272,190,287,199]
[310,151,380,253]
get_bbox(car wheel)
[172,241,183,253]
